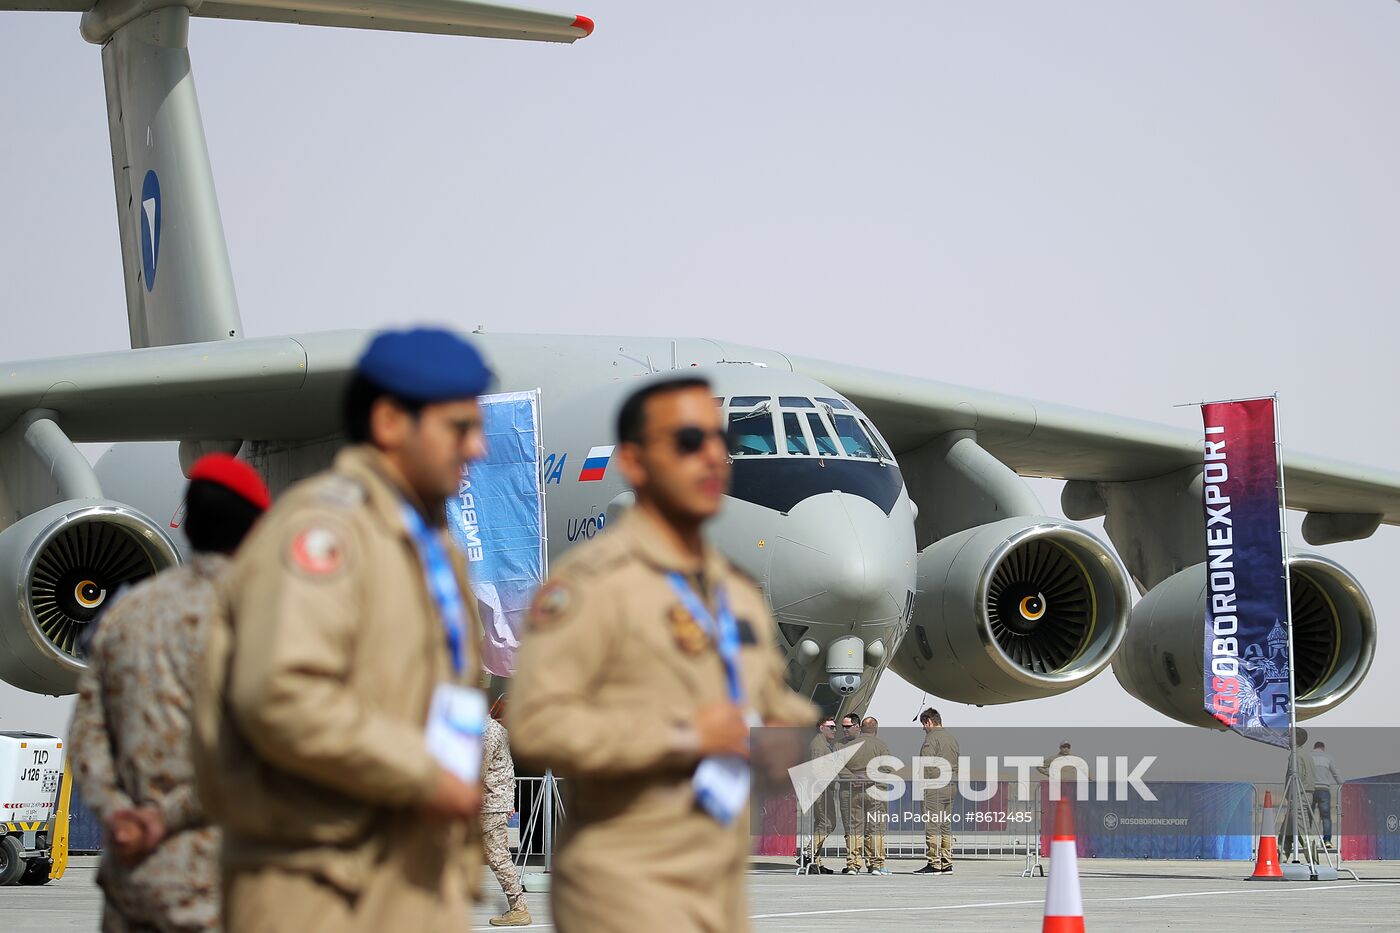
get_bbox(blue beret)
[356,327,494,402]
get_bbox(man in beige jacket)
[915,708,959,875]
[194,328,492,933]
[509,375,816,932]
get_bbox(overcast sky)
[2,1,1398,740]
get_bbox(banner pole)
[1271,395,1306,867]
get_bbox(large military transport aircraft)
[2,0,1396,724]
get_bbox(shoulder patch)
[528,580,576,629]
[285,524,349,579]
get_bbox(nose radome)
[768,493,908,622]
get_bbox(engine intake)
[1112,552,1375,727]
[0,501,180,695]
[891,517,1133,704]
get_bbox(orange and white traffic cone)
[1246,790,1285,880]
[1042,795,1085,933]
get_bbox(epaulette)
[308,473,368,510]
[553,529,632,580]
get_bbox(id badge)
[425,684,488,783]
[692,711,762,825]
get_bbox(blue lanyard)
[666,571,743,703]
[401,503,468,676]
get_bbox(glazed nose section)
[767,492,913,624]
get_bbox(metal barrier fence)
[512,774,565,872]
[503,776,1400,874]
[792,779,1043,876]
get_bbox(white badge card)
[425,684,488,783]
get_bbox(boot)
[489,898,532,927]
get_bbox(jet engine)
[1113,552,1375,727]
[890,517,1133,704]
[0,501,180,695]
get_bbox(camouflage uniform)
[482,718,524,910]
[69,556,225,933]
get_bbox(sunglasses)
[647,425,730,456]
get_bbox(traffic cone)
[1246,791,1284,880]
[1042,795,1085,933]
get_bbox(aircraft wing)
[788,355,1400,532]
[0,333,363,443]
[0,1,88,9]
[5,333,1398,532]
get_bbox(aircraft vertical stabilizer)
[1,0,593,349]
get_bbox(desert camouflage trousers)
[483,812,525,907]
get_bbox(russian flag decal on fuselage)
[578,446,615,482]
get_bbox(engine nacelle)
[1113,553,1376,727]
[891,517,1133,704]
[0,501,181,695]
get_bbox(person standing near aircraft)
[508,375,816,932]
[1038,741,1074,777]
[914,708,959,875]
[70,453,270,933]
[1280,728,1318,860]
[483,699,530,927]
[1311,740,1343,846]
[847,717,892,875]
[800,718,838,873]
[193,328,492,933]
[836,713,865,874]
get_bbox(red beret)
[188,454,271,512]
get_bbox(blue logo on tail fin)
[139,170,161,291]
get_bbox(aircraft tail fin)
[0,0,590,349]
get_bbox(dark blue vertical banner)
[1201,399,1291,748]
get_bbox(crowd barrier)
[60,775,1400,865]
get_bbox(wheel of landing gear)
[19,857,53,885]
[0,835,25,885]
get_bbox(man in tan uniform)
[193,328,491,933]
[799,718,837,873]
[835,713,865,874]
[846,717,892,875]
[71,455,269,932]
[915,708,959,875]
[509,375,816,932]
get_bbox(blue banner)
[1201,399,1291,748]
[447,390,545,678]
[1039,782,1256,860]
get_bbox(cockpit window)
[832,414,877,459]
[806,412,842,456]
[728,410,777,456]
[721,396,894,462]
[782,412,810,455]
[861,417,895,461]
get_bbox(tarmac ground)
[3,855,1398,931]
